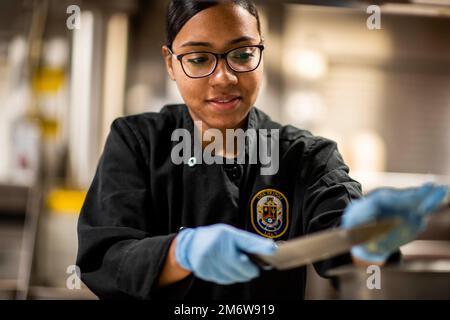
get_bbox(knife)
[250,218,402,270]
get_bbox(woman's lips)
[206,96,241,112]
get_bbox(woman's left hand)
[342,182,449,263]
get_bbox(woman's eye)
[231,52,254,61]
[186,56,209,65]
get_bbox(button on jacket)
[76,104,363,299]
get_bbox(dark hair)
[166,0,261,49]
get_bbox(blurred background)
[0,0,449,299]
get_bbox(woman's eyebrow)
[180,36,257,48]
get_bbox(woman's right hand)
[175,223,277,285]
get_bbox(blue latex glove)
[175,223,277,285]
[342,182,449,263]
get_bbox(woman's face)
[162,3,263,131]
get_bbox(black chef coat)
[76,104,364,300]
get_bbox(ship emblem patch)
[250,188,289,239]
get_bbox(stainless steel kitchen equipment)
[327,259,450,299]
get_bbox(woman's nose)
[208,59,238,86]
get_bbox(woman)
[76,0,448,299]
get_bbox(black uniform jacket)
[76,104,363,300]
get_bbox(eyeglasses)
[167,45,264,79]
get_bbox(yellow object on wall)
[46,189,86,215]
[32,68,65,94]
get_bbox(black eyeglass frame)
[167,44,265,79]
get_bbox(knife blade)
[250,218,402,270]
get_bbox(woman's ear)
[162,46,176,81]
